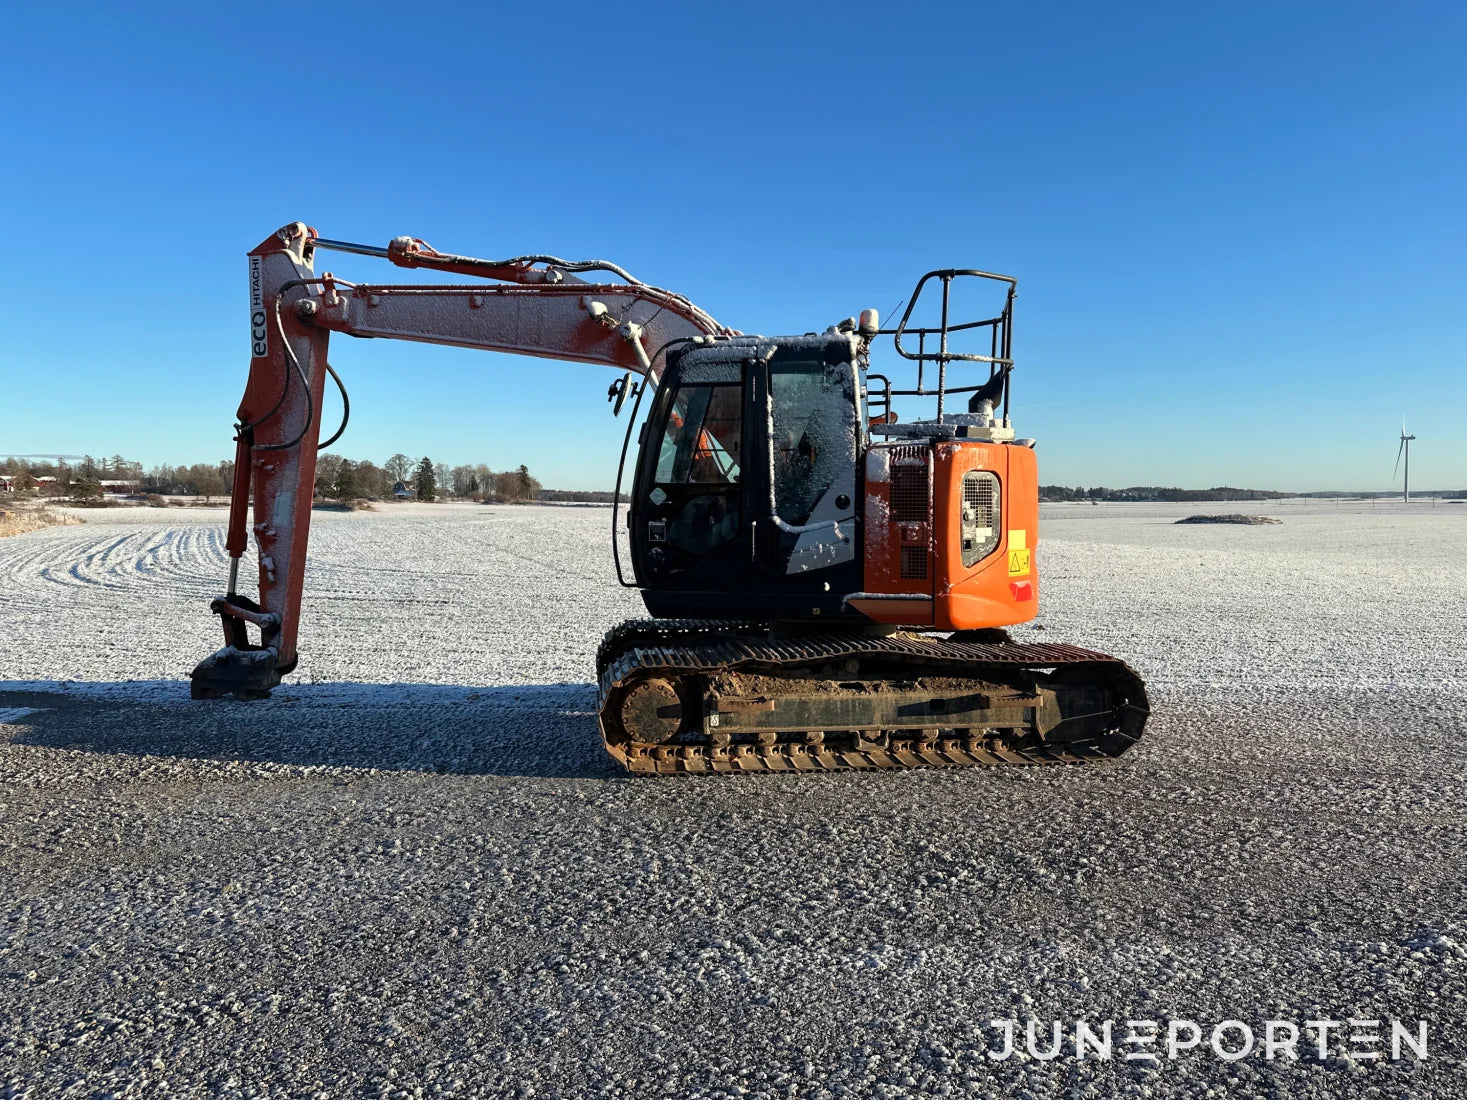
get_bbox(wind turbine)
[1393,419,1417,503]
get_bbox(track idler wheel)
[619,678,684,744]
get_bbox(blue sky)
[2,2,1462,491]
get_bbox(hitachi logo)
[249,256,268,358]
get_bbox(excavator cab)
[630,334,865,621]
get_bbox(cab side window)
[655,384,742,485]
[770,359,857,525]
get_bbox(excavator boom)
[192,222,727,699]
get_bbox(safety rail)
[877,269,1016,424]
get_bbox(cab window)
[770,359,857,525]
[655,384,742,485]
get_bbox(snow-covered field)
[2,500,1465,1097]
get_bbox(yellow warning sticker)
[1007,530,1031,577]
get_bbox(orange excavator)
[191,222,1148,774]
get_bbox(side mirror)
[607,373,640,416]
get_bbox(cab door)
[630,356,752,590]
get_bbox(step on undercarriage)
[596,620,1149,775]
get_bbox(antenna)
[1393,418,1417,503]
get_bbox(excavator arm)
[190,221,728,700]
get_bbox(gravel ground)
[2,499,1465,1098]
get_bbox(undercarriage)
[597,620,1149,775]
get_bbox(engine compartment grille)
[961,471,1001,568]
[890,461,929,524]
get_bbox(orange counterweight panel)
[855,438,1039,631]
[933,439,1038,631]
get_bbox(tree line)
[1040,485,1289,502]
[0,455,234,501]
[315,453,541,502]
[1,453,543,503]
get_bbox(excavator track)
[596,620,1149,776]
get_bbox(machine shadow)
[0,680,617,780]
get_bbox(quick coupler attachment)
[189,594,285,700]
